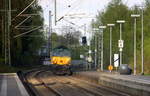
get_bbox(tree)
[51,26,82,59]
[91,0,150,74]
[0,0,46,66]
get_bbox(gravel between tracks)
[30,71,132,96]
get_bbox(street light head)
[116,20,125,23]
[93,28,99,31]
[107,24,115,27]
[131,14,140,18]
[99,26,106,29]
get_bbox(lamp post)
[135,5,144,75]
[99,26,106,71]
[141,7,144,75]
[116,20,125,66]
[93,28,99,69]
[131,14,140,75]
[54,0,57,25]
[107,24,115,71]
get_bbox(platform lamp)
[116,20,125,66]
[131,14,140,75]
[107,24,115,72]
[99,26,106,71]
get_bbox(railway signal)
[82,36,87,45]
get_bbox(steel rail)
[34,71,64,96]
[67,77,131,96]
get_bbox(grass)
[0,64,43,73]
[0,64,17,73]
[144,74,150,76]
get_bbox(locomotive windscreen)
[52,46,71,57]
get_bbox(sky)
[38,0,145,35]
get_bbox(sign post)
[114,54,119,71]
[118,40,124,48]
[118,40,124,66]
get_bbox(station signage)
[118,40,124,48]
[114,54,119,67]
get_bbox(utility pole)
[8,0,11,66]
[2,17,4,58]
[54,0,57,25]
[141,7,144,75]
[88,42,92,70]
[107,24,115,72]
[116,20,125,66]
[131,14,140,75]
[98,29,101,69]
[83,24,88,70]
[99,26,106,71]
[93,28,98,69]
[49,11,52,58]
[4,0,11,66]
[94,32,97,69]
[132,6,144,75]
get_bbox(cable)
[12,0,36,21]
[57,0,81,21]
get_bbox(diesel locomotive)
[51,46,72,75]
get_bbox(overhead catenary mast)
[4,0,11,66]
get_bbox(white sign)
[114,54,119,67]
[119,48,123,52]
[87,56,92,63]
[88,50,92,54]
[80,55,84,59]
[118,40,124,48]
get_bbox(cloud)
[38,0,144,26]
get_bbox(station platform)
[0,73,29,96]
[74,71,150,96]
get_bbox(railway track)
[25,69,133,96]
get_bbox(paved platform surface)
[0,73,29,96]
[77,71,150,83]
[75,71,150,85]
[74,71,150,96]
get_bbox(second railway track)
[25,69,133,96]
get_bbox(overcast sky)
[38,0,145,37]
[39,0,144,25]
[38,0,144,44]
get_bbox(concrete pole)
[134,18,137,75]
[2,17,4,57]
[141,8,144,75]
[4,0,7,65]
[99,26,106,71]
[94,32,97,69]
[131,14,140,75]
[101,29,104,71]
[4,0,11,66]
[98,29,101,70]
[110,27,112,66]
[8,0,11,66]
[107,24,115,72]
[119,23,122,66]
[117,20,125,66]
[54,0,57,25]
[49,11,52,58]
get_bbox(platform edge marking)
[0,76,7,96]
[15,74,29,96]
